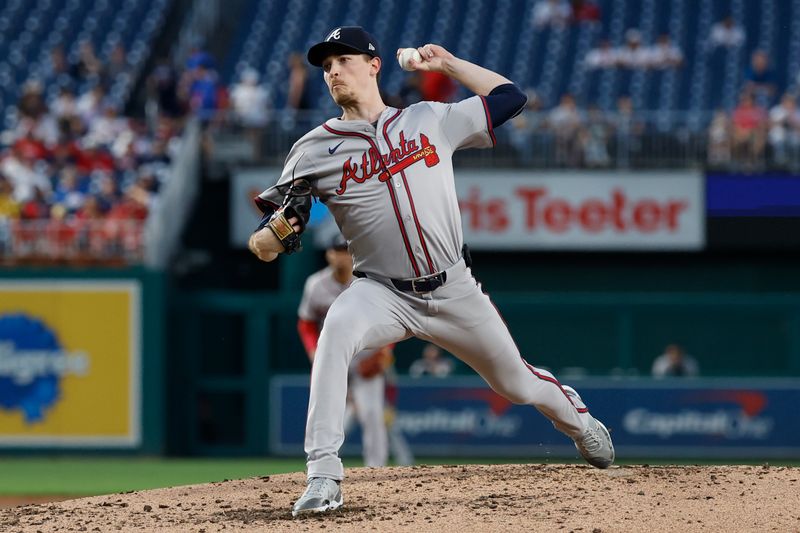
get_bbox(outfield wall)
[271,376,800,460]
[168,289,800,456]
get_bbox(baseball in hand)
[398,48,422,71]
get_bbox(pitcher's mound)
[2,464,799,532]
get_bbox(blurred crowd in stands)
[706,49,800,172]
[532,0,602,29]
[211,4,800,173]
[584,30,683,71]
[0,41,200,264]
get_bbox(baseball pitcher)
[248,26,615,517]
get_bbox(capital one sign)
[457,171,704,250]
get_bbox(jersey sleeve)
[254,140,319,214]
[429,96,496,151]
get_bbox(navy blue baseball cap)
[307,26,381,67]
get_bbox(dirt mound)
[2,464,799,532]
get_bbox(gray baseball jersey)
[257,97,494,279]
[262,96,596,482]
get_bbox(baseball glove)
[259,178,313,254]
[357,348,394,379]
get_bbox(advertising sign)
[0,281,141,447]
[271,376,800,458]
[232,169,703,251]
[456,171,704,250]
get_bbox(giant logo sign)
[0,281,141,447]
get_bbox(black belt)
[353,270,448,293]
[353,245,470,293]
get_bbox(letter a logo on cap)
[368,43,375,51]
[326,28,341,41]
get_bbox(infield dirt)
[1,464,799,532]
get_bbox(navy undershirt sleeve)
[484,83,527,128]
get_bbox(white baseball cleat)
[291,477,343,517]
[574,416,615,468]
[562,385,615,469]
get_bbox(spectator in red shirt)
[12,136,49,161]
[571,0,601,24]
[104,188,148,257]
[731,91,767,170]
[19,186,50,220]
[77,137,116,174]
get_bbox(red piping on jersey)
[383,178,422,277]
[382,109,436,275]
[322,122,422,277]
[522,359,590,413]
[486,296,589,414]
[479,96,497,147]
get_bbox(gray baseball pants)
[305,258,591,480]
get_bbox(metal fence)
[0,219,145,266]
[211,109,795,172]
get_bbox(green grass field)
[0,458,302,496]
[0,457,797,496]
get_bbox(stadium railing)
[211,108,790,172]
[0,218,144,267]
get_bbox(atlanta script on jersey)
[256,96,496,280]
